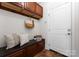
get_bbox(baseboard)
[49,49,68,57]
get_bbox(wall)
[36,2,49,49]
[0,9,41,47]
[72,2,79,57]
[75,3,79,56]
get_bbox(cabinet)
[35,3,43,17]
[6,39,45,57]
[24,39,45,57]
[0,2,43,20]
[25,2,36,13]
[25,44,37,57]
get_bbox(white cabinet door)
[48,3,72,56]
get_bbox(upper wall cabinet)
[0,2,43,20]
[25,2,36,13]
[0,2,22,13]
[35,3,43,17]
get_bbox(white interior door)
[49,3,72,56]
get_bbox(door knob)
[67,33,71,35]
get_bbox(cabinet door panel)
[37,41,45,52]
[25,2,36,12]
[25,44,38,57]
[35,4,43,17]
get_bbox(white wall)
[0,9,41,47]
[72,2,79,57]
[36,2,49,49]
